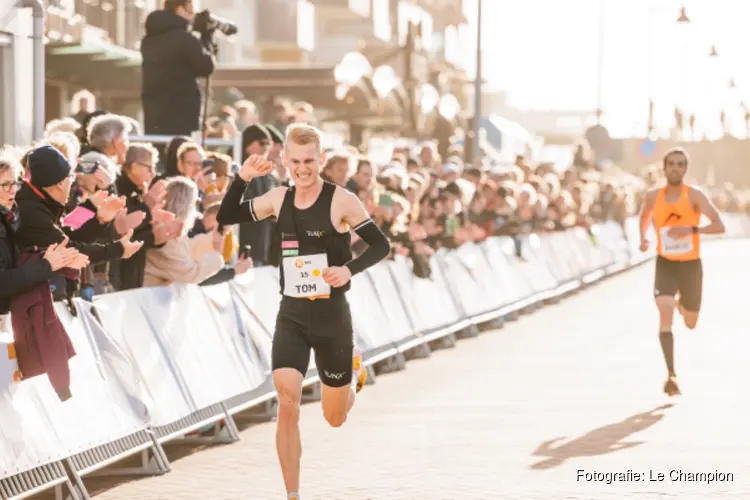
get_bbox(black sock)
[659,331,675,377]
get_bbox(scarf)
[0,203,20,233]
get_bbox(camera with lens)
[193,9,238,40]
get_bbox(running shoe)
[352,348,367,393]
[663,376,681,397]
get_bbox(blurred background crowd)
[2,0,749,310]
[2,94,748,308]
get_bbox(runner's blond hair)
[285,123,322,152]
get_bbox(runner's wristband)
[692,226,699,234]
[345,219,391,276]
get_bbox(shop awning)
[46,37,141,95]
[212,65,339,107]
[212,64,404,123]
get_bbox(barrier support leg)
[456,325,480,339]
[365,366,377,385]
[92,431,171,477]
[237,397,278,423]
[216,402,241,443]
[62,458,90,500]
[53,469,81,500]
[405,342,431,360]
[431,332,456,349]
[376,351,407,374]
[302,382,322,403]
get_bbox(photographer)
[141,0,215,136]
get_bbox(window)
[349,0,370,17]
[0,32,12,146]
[296,0,315,52]
[443,25,458,64]
[372,0,390,42]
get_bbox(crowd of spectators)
[3,94,749,323]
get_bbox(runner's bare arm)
[639,188,658,242]
[339,189,391,276]
[691,188,726,234]
[216,179,286,225]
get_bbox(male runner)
[216,123,391,499]
[638,148,725,396]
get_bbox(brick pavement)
[44,240,750,500]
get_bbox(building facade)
[1,4,35,147]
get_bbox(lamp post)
[596,0,605,124]
[676,6,690,140]
[471,0,483,163]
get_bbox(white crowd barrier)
[1,213,749,500]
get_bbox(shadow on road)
[529,404,674,470]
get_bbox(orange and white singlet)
[653,184,701,262]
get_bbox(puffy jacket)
[140,10,215,136]
[0,205,54,315]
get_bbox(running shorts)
[272,294,354,387]
[653,255,703,312]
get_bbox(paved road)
[78,240,750,500]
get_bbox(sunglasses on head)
[76,160,100,175]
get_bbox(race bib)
[660,227,693,256]
[283,253,331,299]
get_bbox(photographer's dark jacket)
[141,10,215,136]
[0,204,54,315]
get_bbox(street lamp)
[372,65,400,98]
[675,6,691,140]
[438,94,460,121]
[334,51,372,87]
[417,83,439,114]
[709,45,719,58]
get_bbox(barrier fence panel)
[518,234,563,298]
[384,255,467,338]
[480,237,537,308]
[2,213,749,499]
[92,285,252,443]
[437,245,500,323]
[363,264,419,352]
[345,273,401,364]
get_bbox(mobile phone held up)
[240,245,251,259]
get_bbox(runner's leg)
[310,296,361,427]
[272,299,312,497]
[677,259,703,330]
[654,257,680,395]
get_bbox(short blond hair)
[176,141,204,162]
[0,147,23,180]
[45,118,80,136]
[285,123,322,152]
[45,132,81,161]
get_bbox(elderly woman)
[144,177,224,287]
[0,150,86,320]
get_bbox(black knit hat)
[264,123,284,144]
[242,124,271,148]
[28,145,72,188]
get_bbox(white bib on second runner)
[660,227,693,256]
[282,253,331,298]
